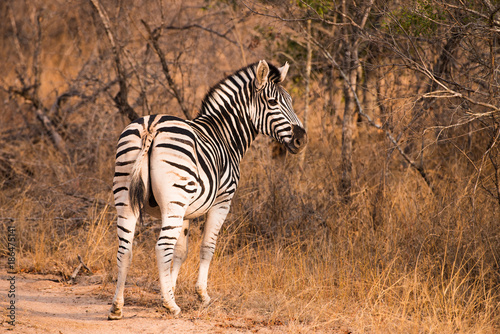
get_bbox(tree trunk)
[299,19,312,169]
[339,44,358,202]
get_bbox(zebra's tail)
[129,130,154,216]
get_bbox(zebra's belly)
[184,194,216,219]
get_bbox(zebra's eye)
[268,99,278,107]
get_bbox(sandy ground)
[0,273,286,333]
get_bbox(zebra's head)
[253,60,307,154]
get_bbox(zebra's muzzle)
[285,124,307,154]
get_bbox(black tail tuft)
[129,174,146,216]
[128,131,154,217]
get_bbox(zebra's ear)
[255,60,269,89]
[278,62,289,82]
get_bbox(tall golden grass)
[1,121,499,332]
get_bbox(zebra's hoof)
[163,302,181,316]
[195,286,211,306]
[108,304,123,320]
[200,296,211,307]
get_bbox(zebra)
[108,60,307,320]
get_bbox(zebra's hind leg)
[156,213,186,315]
[195,206,230,306]
[171,219,190,293]
[108,207,139,320]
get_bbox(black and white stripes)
[108,60,307,320]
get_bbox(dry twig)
[69,255,93,284]
[89,0,139,122]
[141,20,191,119]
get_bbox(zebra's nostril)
[291,124,307,147]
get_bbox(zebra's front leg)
[171,219,190,292]
[195,206,229,306]
[156,214,185,315]
[108,209,139,320]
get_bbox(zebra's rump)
[113,114,218,220]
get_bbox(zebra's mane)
[197,61,282,117]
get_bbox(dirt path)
[0,273,280,333]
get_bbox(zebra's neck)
[191,66,259,162]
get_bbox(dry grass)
[2,126,498,333]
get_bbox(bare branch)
[78,254,93,274]
[381,12,500,121]
[443,2,500,26]
[161,24,238,45]
[141,19,191,119]
[403,55,500,117]
[473,125,500,204]
[122,48,151,114]
[229,6,247,66]
[32,11,42,100]
[241,0,349,26]
[5,83,69,156]
[299,19,312,170]
[35,108,68,155]
[7,4,26,67]
[308,33,435,193]
[89,0,139,122]
[359,0,375,30]
[489,146,500,206]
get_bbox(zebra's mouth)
[285,124,307,154]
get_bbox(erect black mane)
[197,61,282,117]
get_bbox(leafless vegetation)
[1,0,499,332]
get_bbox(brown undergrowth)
[1,124,499,333]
